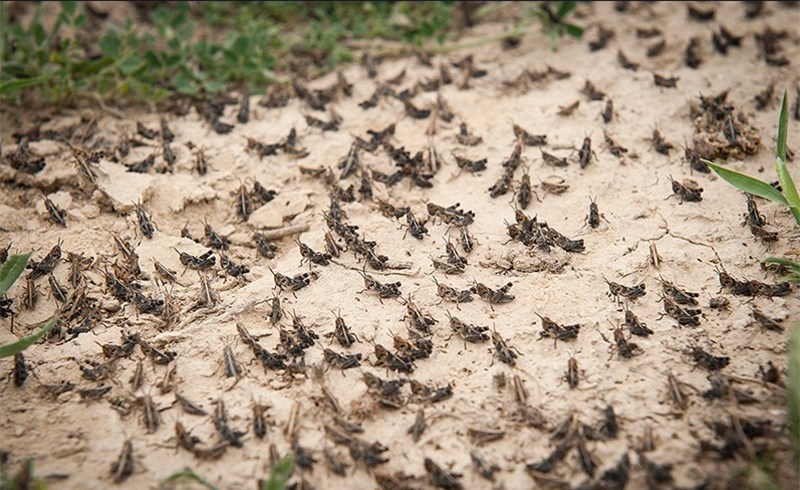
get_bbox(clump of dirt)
[687,90,761,169]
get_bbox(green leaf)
[162,469,220,490]
[70,56,114,76]
[0,253,31,294]
[777,90,789,162]
[60,1,77,17]
[99,34,121,58]
[262,455,293,490]
[232,35,250,54]
[119,54,142,75]
[774,89,799,217]
[777,156,800,207]
[556,1,577,18]
[174,72,199,95]
[704,159,789,206]
[0,75,51,97]
[0,317,58,358]
[789,326,800,461]
[96,76,117,95]
[30,22,46,46]
[563,23,583,38]
[762,257,800,270]
[202,79,225,93]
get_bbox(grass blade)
[777,90,788,162]
[161,468,220,490]
[0,75,52,97]
[262,455,293,490]
[556,1,577,18]
[776,154,800,209]
[0,253,31,294]
[0,317,58,358]
[703,160,789,206]
[789,326,800,462]
[762,257,800,269]
[564,23,584,38]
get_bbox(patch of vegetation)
[0,1,456,104]
[1,1,582,105]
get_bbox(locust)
[214,398,245,447]
[447,312,489,344]
[44,196,67,226]
[624,308,653,336]
[204,220,230,250]
[513,124,547,146]
[670,177,703,202]
[661,295,702,326]
[424,457,463,489]
[175,393,208,416]
[613,327,643,359]
[492,330,519,366]
[654,74,679,88]
[651,129,674,155]
[457,123,482,146]
[582,81,605,101]
[617,50,639,70]
[558,100,580,116]
[296,239,331,266]
[373,343,414,373]
[329,310,359,347]
[433,276,473,305]
[566,355,579,388]
[324,348,362,370]
[471,281,514,305]
[578,136,594,168]
[604,278,646,303]
[537,314,580,345]
[358,269,401,300]
[602,99,614,123]
[453,154,487,174]
[111,440,134,483]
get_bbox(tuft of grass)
[1,1,582,106]
[0,253,58,358]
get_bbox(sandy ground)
[1,2,800,489]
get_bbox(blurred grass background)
[0,1,465,104]
[0,1,583,107]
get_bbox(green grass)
[0,1,455,104]
[1,1,582,106]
